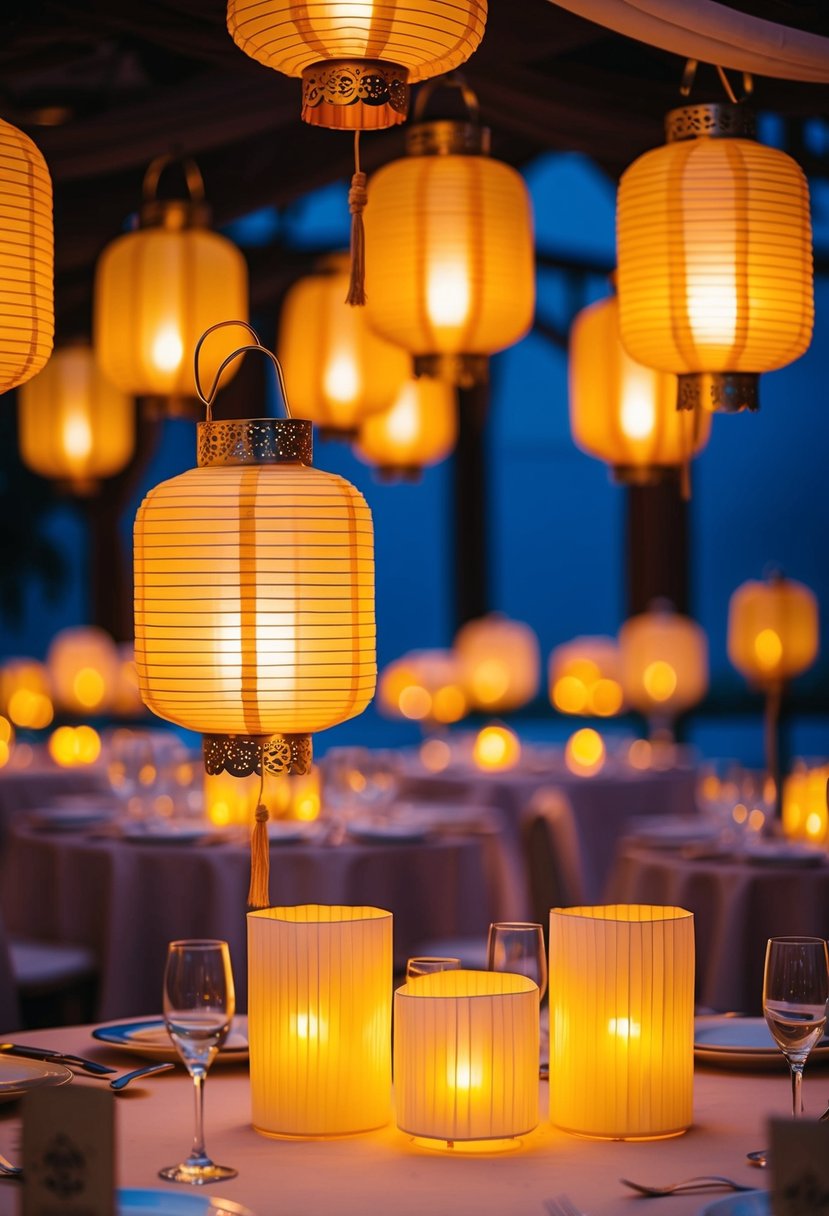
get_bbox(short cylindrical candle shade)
[455,614,540,713]
[19,345,134,493]
[47,626,120,716]
[248,905,392,1136]
[356,377,457,477]
[378,650,467,724]
[618,608,708,719]
[0,119,53,393]
[549,636,624,717]
[277,255,410,436]
[569,294,710,482]
[1,659,53,729]
[549,905,695,1140]
[394,969,539,1146]
[727,575,819,687]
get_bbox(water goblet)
[160,939,237,1184]
[763,936,829,1119]
[406,956,461,980]
[486,922,547,1000]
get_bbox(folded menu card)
[771,1117,829,1215]
[23,1086,115,1216]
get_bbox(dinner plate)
[92,1016,248,1063]
[696,1192,768,1216]
[347,817,430,844]
[119,1189,255,1215]
[267,820,318,844]
[627,817,722,848]
[119,821,214,844]
[0,1055,73,1103]
[28,803,116,831]
[742,841,825,867]
[695,1017,829,1070]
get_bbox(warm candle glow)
[642,660,677,703]
[619,608,708,718]
[47,627,119,716]
[728,576,818,686]
[2,660,54,730]
[549,638,624,717]
[48,725,102,767]
[565,728,605,777]
[473,724,520,772]
[783,763,829,844]
[455,615,540,713]
[378,652,467,724]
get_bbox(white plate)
[742,841,825,867]
[267,820,318,844]
[347,817,430,843]
[695,1017,829,1070]
[119,1189,255,1215]
[28,804,115,831]
[119,822,213,844]
[92,1016,248,1063]
[0,1055,73,1103]
[697,1192,768,1216]
[627,817,722,847]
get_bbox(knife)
[0,1042,117,1075]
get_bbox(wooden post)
[453,379,490,627]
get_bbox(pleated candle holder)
[248,904,392,1137]
[394,969,539,1151]
[549,905,694,1141]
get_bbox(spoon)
[109,1062,175,1091]
[621,1176,755,1197]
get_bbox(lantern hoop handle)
[413,72,480,124]
[194,320,293,422]
[679,59,753,103]
[143,152,205,204]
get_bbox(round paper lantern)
[356,377,457,478]
[378,650,466,724]
[94,157,248,406]
[569,293,710,483]
[227,1,487,129]
[1,659,53,729]
[617,103,813,413]
[619,606,708,720]
[455,614,540,713]
[47,626,120,715]
[549,637,624,718]
[0,119,53,394]
[18,344,134,494]
[277,254,409,437]
[365,91,534,386]
[728,574,818,687]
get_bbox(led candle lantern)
[47,626,120,716]
[204,769,259,828]
[356,377,457,479]
[455,613,540,713]
[0,118,53,393]
[19,344,134,494]
[619,605,708,740]
[472,723,520,772]
[248,905,392,1136]
[549,905,694,1140]
[564,727,606,777]
[1,659,53,730]
[782,763,829,845]
[549,636,624,718]
[617,103,813,413]
[394,969,539,1148]
[378,650,467,726]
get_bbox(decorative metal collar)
[197,418,313,467]
[666,103,756,144]
[406,119,490,158]
[301,59,409,128]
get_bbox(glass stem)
[191,1068,209,1162]
[791,1062,805,1119]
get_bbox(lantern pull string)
[346,131,368,307]
[247,758,270,911]
[193,320,293,421]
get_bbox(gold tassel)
[346,131,368,307]
[247,759,270,909]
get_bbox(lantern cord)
[247,761,270,911]
[346,130,368,307]
[679,408,692,502]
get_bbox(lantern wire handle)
[679,59,753,103]
[194,320,293,422]
[413,71,480,124]
[143,153,205,203]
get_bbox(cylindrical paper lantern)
[619,606,708,719]
[377,650,466,724]
[569,293,710,482]
[19,344,134,493]
[455,614,540,712]
[0,119,53,393]
[728,574,819,687]
[783,762,829,845]
[549,905,694,1140]
[394,969,539,1146]
[472,723,520,772]
[1,659,53,730]
[617,103,813,413]
[248,905,392,1136]
[356,377,457,478]
[277,254,409,436]
[94,157,248,406]
[564,727,606,777]
[47,626,119,716]
[365,97,534,386]
[549,636,624,717]
[227,1,486,129]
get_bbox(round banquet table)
[0,752,108,847]
[607,841,829,1014]
[1,819,515,1021]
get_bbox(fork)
[545,1195,588,1216]
[620,1175,755,1197]
[0,1149,21,1179]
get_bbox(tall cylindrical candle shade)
[549,905,694,1140]
[394,970,539,1147]
[248,905,392,1137]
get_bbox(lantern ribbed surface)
[619,610,708,717]
[248,905,392,1136]
[365,155,534,365]
[19,345,134,489]
[728,577,819,685]
[569,295,710,478]
[394,969,539,1143]
[617,133,813,378]
[133,456,376,737]
[0,119,53,393]
[549,905,694,1140]
[94,227,248,398]
[356,377,456,473]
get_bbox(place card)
[22,1086,116,1216]
[770,1117,829,1215]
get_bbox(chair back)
[521,787,585,927]
[0,908,21,1032]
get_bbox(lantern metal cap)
[666,102,756,143]
[406,119,490,157]
[301,59,409,129]
[139,197,210,230]
[414,353,488,389]
[197,418,313,467]
[611,465,672,488]
[678,372,759,414]
[203,733,313,778]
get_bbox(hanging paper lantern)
[549,637,624,718]
[277,254,409,437]
[94,157,248,408]
[569,293,710,484]
[455,614,540,713]
[728,573,819,687]
[0,119,53,394]
[618,605,708,721]
[227,1,487,130]
[47,626,120,716]
[365,81,534,387]
[356,377,456,478]
[617,103,813,413]
[18,344,134,494]
[378,650,466,724]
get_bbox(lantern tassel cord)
[346,130,368,307]
[247,762,270,911]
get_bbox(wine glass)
[406,956,461,980]
[486,922,547,1000]
[160,939,237,1184]
[763,936,829,1119]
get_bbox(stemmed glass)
[406,956,461,980]
[763,936,829,1119]
[160,939,237,1184]
[488,922,548,1078]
